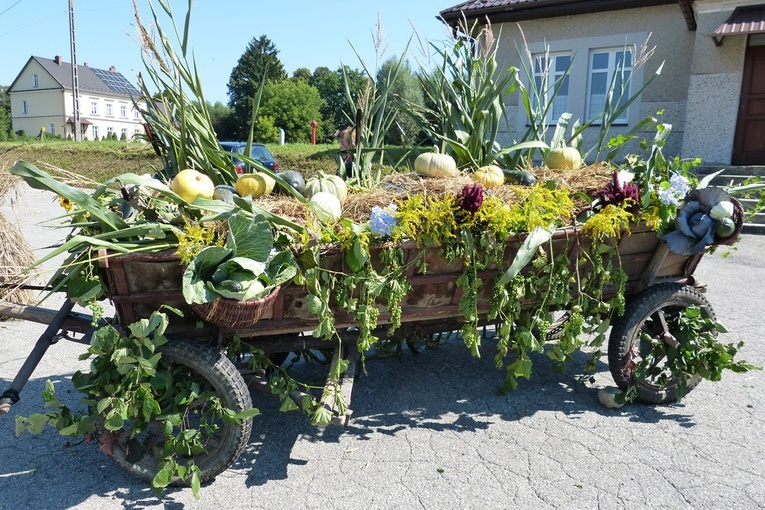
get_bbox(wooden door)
[733,45,765,165]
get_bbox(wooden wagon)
[0,221,727,484]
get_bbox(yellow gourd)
[471,165,504,189]
[236,172,275,198]
[171,168,215,203]
[544,147,582,170]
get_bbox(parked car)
[220,141,280,174]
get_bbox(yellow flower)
[581,203,634,241]
[58,195,72,211]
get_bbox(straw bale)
[253,165,613,225]
[0,171,39,309]
[0,212,38,308]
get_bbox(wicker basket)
[190,286,280,329]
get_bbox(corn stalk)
[341,16,411,188]
[408,17,544,170]
[501,34,576,170]
[133,0,237,186]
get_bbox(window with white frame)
[133,108,140,119]
[587,48,633,123]
[107,127,114,137]
[120,105,127,118]
[91,101,99,115]
[22,100,28,114]
[532,52,571,124]
[121,127,128,138]
[106,103,113,117]
[134,128,141,139]
[33,74,39,88]
[49,123,55,135]
[92,125,100,139]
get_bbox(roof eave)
[440,0,679,26]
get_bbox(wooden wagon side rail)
[96,224,699,340]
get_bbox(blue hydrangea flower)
[370,204,398,237]
[658,173,690,206]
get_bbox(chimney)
[54,55,62,65]
[109,66,116,72]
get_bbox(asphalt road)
[1,187,764,509]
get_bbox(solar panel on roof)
[90,67,140,96]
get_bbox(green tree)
[0,86,11,141]
[207,101,234,140]
[259,78,324,143]
[310,67,341,137]
[377,57,425,145]
[292,67,311,82]
[227,35,287,139]
[311,65,367,138]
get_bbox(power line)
[0,0,24,17]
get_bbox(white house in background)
[8,55,146,141]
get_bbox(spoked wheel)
[608,283,714,404]
[105,339,253,484]
[546,311,571,341]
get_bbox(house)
[439,0,765,166]
[8,55,146,141]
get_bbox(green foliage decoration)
[410,18,545,170]
[622,306,760,403]
[15,310,259,499]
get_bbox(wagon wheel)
[105,339,253,485]
[608,283,714,404]
[545,311,571,341]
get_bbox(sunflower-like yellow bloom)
[58,195,72,211]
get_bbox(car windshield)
[250,146,272,160]
[220,143,242,154]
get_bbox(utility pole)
[68,0,81,140]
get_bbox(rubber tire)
[108,339,253,484]
[608,283,713,404]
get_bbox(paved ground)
[1,187,764,509]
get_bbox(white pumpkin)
[710,200,735,220]
[309,191,342,224]
[414,152,458,178]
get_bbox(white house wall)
[77,93,145,141]
[10,59,66,136]
[682,4,748,165]
[492,4,694,161]
[10,57,146,140]
[10,88,65,136]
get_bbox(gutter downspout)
[678,0,697,31]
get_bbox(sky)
[0,0,454,104]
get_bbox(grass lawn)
[0,140,413,184]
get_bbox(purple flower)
[457,184,485,213]
[370,204,398,237]
[592,170,640,212]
